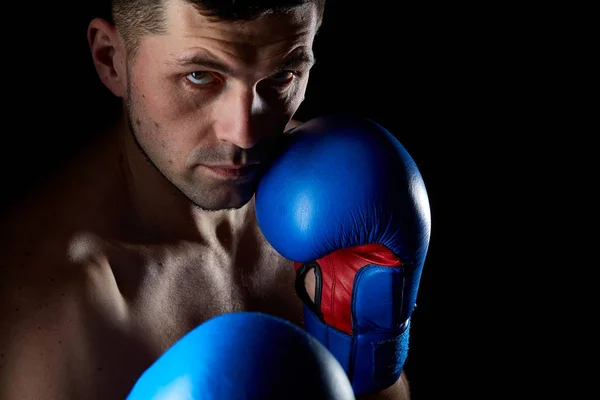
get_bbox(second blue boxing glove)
[256,113,431,396]
[126,312,355,400]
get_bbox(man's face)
[123,1,318,211]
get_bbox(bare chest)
[63,241,304,399]
[119,241,303,343]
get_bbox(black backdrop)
[1,1,487,399]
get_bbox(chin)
[189,182,257,211]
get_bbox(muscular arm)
[357,371,411,400]
[0,270,76,400]
[285,118,304,130]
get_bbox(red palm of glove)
[294,243,401,335]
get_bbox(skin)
[0,1,410,399]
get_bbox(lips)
[201,164,261,180]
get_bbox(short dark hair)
[111,0,326,58]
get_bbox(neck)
[113,115,255,245]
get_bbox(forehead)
[156,1,319,62]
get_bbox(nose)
[214,86,266,149]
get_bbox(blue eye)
[186,71,216,85]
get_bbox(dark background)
[1,1,525,398]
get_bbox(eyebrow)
[171,49,316,73]
[278,49,316,71]
[172,52,233,74]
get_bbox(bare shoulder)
[0,126,126,314]
[0,228,104,338]
[0,246,80,398]
[0,226,113,397]
[0,145,117,342]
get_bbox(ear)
[87,18,127,98]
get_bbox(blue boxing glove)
[256,113,431,396]
[126,312,355,400]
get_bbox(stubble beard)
[124,78,254,212]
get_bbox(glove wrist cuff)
[302,304,410,396]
